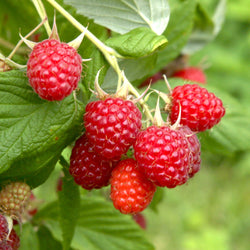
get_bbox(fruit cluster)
[0,182,38,250]
[69,82,225,215]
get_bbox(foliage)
[0,0,249,249]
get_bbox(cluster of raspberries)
[69,85,225,214]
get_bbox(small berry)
[134,126,190,188]
[132,213,147,230]
[172,67,206,84]
[0,182,31,218]
[139,72,162,88]
[84,97,142,159]
[110,159,156,214]
[170,84,226,132]
[0,214,20,250]
[180,126,201,177]
[69,134,119,190]
[27,39,82,101]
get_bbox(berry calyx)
[27,38,82,101]
[169,84,226,132]
[0,214,20,250]
[69,134,119,190]
[172,67,206,84]
[180,126,201,177]
[110,159,156,214]
[134,126,190,188]
[0,182,31,219]
[132,213,147,230]
[84,97,142,159]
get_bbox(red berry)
[134,126,190,188]
[110,159,156,214]
[27,39,82,101]
[0,182,31,218]
[179,126,201,177]
[0,214,20,250]
[69,134,119,190]
[170,84,226,132]
[84,97,142,159]
[172,67,206,84]
[132,213,147,230]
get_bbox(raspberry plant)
[0,0,249,249]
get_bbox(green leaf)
[102,54,157,92]
[155,0,196,71]
[183,3,215,54]
[149,187,164,213]
[58,157,80,250]
[34,197,154,250]
[17,223,39,250]
[105,27,167,58]
[64,0,170,35]
[0,70,83,187]
[37,226,63,250]
[212,0,226,36]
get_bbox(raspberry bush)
[0,0,249,249]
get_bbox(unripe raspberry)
[0,214,20,250]
[172,67,206,84]
[110,159,156,214]
[0,182,31,218]
[69,134,119,190]
[170,84,225,132]
[27,39,82,101]
[134,126,190,188]
[84,97,142,159]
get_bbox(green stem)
[31,0,51,36]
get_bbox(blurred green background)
[144,1,250,249]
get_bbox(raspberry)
[27,39,82,101]
[84,97,142,159]
[180,126,201,177]
[172,67,206,84]
[134,126,190,188]
[0,214,20,250]
[132,213,147,230]
[110,159,156,214]
[170,84,225,132]
[69,134,119,190]
[139,72,162,88]
[0,182,31,218]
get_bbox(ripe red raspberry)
[0,182,31,219]
[139,72,162,88]
[69,134,119,190]
[84,97,142,159]
[134,126,190,188]
[0,214,20,250]
[132,213,147,230]
[172,67,206,84]
[110,159,156,214]
[170,84,225,132]
[27,39,82,101]
[180,126,201,178]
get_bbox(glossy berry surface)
[110,159,156,214]
[27,39,82,101]
[0,214,20,250]
[170,84,226,132]
[0,182,31,217]
[69,134,119,190]
[180,126,201,177]
[134,126,190,188]
[172,67,206,84]
[84,97,142,159]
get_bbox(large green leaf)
[34,197,154,250]
[155,0,196,71]
[64,0,170,35]
[0,70,84,187]
[105,27,167,58]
